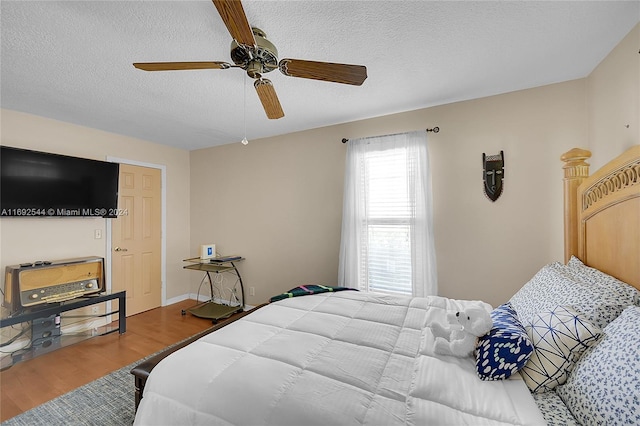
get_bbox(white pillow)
[556,306,640,425]
[519,306,601,393]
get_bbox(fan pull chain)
[242,74,249,145]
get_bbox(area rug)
[1,328,206,426]
[2,357,140,426]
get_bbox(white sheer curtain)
[338,130,437,297]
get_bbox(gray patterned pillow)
[564,257,640,328]
[509,262,638,330]
[566,256,640,307]
[532,391,579,426]
[556,306,640,425]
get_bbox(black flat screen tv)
[0,146,119,218]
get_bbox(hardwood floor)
[0,299,224,422]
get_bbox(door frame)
[106,156,167,307]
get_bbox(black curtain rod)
[341,127,439,143]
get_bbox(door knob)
[114,247,128,252]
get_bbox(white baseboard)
[165,293,255,311]
[164,293,192,306]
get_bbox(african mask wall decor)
[482,151,504,202]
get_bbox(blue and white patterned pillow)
[520,306,601,393]
[475,303,533,380]
[556,306,640,425]
[510,262,639,330]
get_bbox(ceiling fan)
[133,0,368,120]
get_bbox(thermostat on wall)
[200,244,216,261]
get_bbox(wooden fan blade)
[279,59,367,86]
[133,62,231,71]
[254,78,284,119]
[212,0,256,47]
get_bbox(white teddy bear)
[431,306,493,357]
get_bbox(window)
[364,146,412,294]
[338,130,437,297]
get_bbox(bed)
[132,144,640,425]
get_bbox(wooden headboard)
[561,145,640,291]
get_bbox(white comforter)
[134,291,545,425]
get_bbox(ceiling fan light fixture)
[230,27,278,73]
[133,0,366,122]
[246,60,263,79]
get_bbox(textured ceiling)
[2,1,639,151]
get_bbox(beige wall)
[190,126,348,305]
[587,23,639,170]
[0,110,192,302]
[190,80,585,308]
